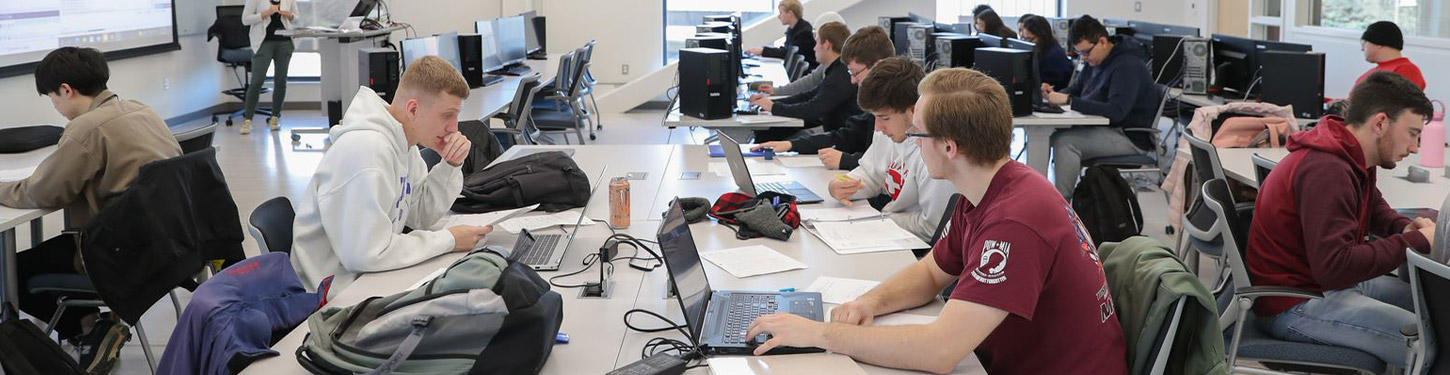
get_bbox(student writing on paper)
[824,57,955,241]
[291,57,493,298]
[746,69,1128,375]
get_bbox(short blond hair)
[779,0,803,19]
[399,56,470,100]
[918,68,1013,166]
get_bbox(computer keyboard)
[512,233,562,265]
[501,65,533,76]
[479,74,506,87]
[756,182,792,194]
[723,294,777,344]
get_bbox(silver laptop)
[507,165,607,271]
[717,133,824,204]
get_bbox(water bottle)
[1422,100,1445,168]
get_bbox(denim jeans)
[1262,275,1416,368]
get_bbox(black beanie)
[1361,21,1404,50]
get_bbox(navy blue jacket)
[772,60,863,131]
[1066,35,1160,150]
[787,111,873,170]
[1040,42,1074,90]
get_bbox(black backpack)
[451,151,591,214]
[0,307,86,375]
[0,125,63,154]
[1071,166,1144,245]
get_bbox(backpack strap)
[362,316,433,375]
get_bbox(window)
[936,0,1061,25]
[265,0,354,80]
[664,0,775,63]
[1299,0,1450,39]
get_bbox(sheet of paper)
[496,211,596,233]
[735,115,795,125]
[709,353,868,375]
[699,245,807,278]
[799,205,882,223]
[408,267,447,290]
[775,157,824,168]
[1034,111,1088,119]
[441,204,540,228]
[809,219,928,254]
[805,277,882,305]
[872,312,937,326]
[0,167,37,182]
[708,161,788,177]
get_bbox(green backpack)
[297,249,563,374]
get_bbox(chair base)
[212,107,274,126]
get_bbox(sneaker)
[268,116,280,131]
[241,119,252,135]
[74,313,130,375]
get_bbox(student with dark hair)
[749,22,863,143]
[971,4,995,18]
[2,46,182,374]
[1248,71,1435,368]
[1018,15,1074,90]
[973,10,1018,39]
[1042,15,1160,196]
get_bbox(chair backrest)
[173,122,218,154]
[212,6,252,63]
[564,61,590,99]
[551,51,576,96]
[1201,178,1252,289]
[518,81,548,145]
[783,45,800,73]
[1251,153,1278,188]
[1144,296,1190,375]
[1408,250,1450,375]
[1184,133,1227,189]
[792,56,809,81]
[918,193,963,259]
[248,197,296,255]
[507,74,542,119]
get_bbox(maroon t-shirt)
[932,162,1129,375]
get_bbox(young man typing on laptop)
[292,56,493,297]
[746,68,1129,374]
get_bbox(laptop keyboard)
[722,294,778,345]
[756,182,793,194]
[512,234,562,265]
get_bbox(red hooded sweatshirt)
[1247,116,1432,317]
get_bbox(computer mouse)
[749,333,772,345]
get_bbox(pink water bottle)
[1422,100,1445,168]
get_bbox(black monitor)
[908,12,933,25]
[977,33,1005,48]
[1006,38,1042,104]
[519,10,541,55]
[657,198,712,343]
[1211,34,1311,98]
[935,22,972,34]
[1128,20,1201,38]
[494,16,528,67]
[350,0,379,18]
[473,19,507,74]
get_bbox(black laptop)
[717,132,825,204]
[657,198,826,355]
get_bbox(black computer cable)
[624,309,707,369]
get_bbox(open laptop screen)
[717,132,759,196]
[658,198,712,342]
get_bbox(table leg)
[30,217,42,248]
[1023,126,1062,175]
[1,228,16,320]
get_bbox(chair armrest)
[1122,128,1161,135]
[1236,286,1324,300]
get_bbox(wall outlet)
[1135,1,1142,12]
[621,64,629,75]
[163,78,171,91]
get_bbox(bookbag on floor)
[1072,166,1144,245]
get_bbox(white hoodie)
[291,88,464,297]
[845,133,957,240]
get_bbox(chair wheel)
[1165,226,1175,235]
[589,134,597,140]
[226,119,234,126]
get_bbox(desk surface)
[458,58,557,122]
[0,146,57,230]
[277,25,405,39]
[1212,148,1449,208]
[1013,111,1110,126]
[243,145,986,375]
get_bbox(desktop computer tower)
[359,48,400,103]
[687,33,730,50]
[879,16,912,41]
[893,22,928,56]
[530,16,547,57]
[903,23,932,66]
[1261,51,1326,119]
[935,34,984,70]
[1046,17,1071,49]
[679,48,734,120]
[456,34,485,88]
[973,47,1034,117]
[1181,38,1211,95]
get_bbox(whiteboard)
[179,0,230,36]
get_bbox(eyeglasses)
[905,131,932,138]
[848,66,868,78]
[1075,42,1099,56]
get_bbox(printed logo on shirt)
[886,160,907,201]
[1062,202,1100,263]
[972,239,1011,284]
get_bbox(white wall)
[1285,27,1450,102]
[539,0,663,85]
[0,34,227,126]
[1062,0,1209,30]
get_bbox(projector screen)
[0,0,179,79]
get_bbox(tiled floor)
[14,108,1187,374]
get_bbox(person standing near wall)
[241,0,299,135]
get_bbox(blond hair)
[779,0,803,19]
[917,68,1014,166]
[398,56,470,100]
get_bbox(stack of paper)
[709,353,868,375]
[799,205,883,223]
[699,245,807,278]
[707,161,787,177]
[775,157,824,168]
[440,204,539,228]
[0,167,37,182]
[805,277,881,305]
[808,219,928,254]
[496,211,596,233]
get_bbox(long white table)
[1015,111,1111,175]
[1214,148,1450,208]
[0,145,59,319]
[459,58,558,122]
[243,145,986,374]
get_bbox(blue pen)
[555,332,570,344]
[779,287,795,292]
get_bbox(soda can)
[609,177,630,229]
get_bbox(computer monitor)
[908,12,933,25]
[1129,21,1200,61]
[400,36,439,71]
[494,16,528,67]
[977,33,1005,48]
[1211,34,1311,98]
[350,0,379,18]
[519,10,541,55]
[935,22,972,35]
[1006,38,1042,104]
[434,32,463,73]
[474,20,506,73]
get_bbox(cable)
[1243,76,1264,101]
[548,253,611,288]
[625,309,708,369]
[1152,37,1189,85]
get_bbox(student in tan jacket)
[0,47,181,374]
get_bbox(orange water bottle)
[609,177,630,229]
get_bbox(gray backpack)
[296,249,564,375]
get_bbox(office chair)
[531,50,590,144]
[1407,249,1450,375]
[1083,84,1173,184]
[790,55,809,81]
[248,197,295,255]
[1251,153,1278,188]
[782,45,800,77]
[918,193,962,259]
[1204,178,1388,374]
[492,74,545,146]
[1176,134,1232,289]
[172,122,218,154]
[208,5,272,127]
[578,40,603,136]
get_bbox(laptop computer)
[717,132,825,204]
[657,198,826,355]
[507,166,607,271]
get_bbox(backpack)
[296,250,563,375]
[0,307,86,375]
[451,151,591,214]
[1210,115,1294,148]
[1072,166,1144,245]
[0,125,63,154]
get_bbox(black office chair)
[207,5,272,127]
[172,122,218,154]
[1251,153,1278,188]
[531,51,590,144]
[248,197,295,255]
[492,74,545,146]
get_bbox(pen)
[778,287,795,292]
